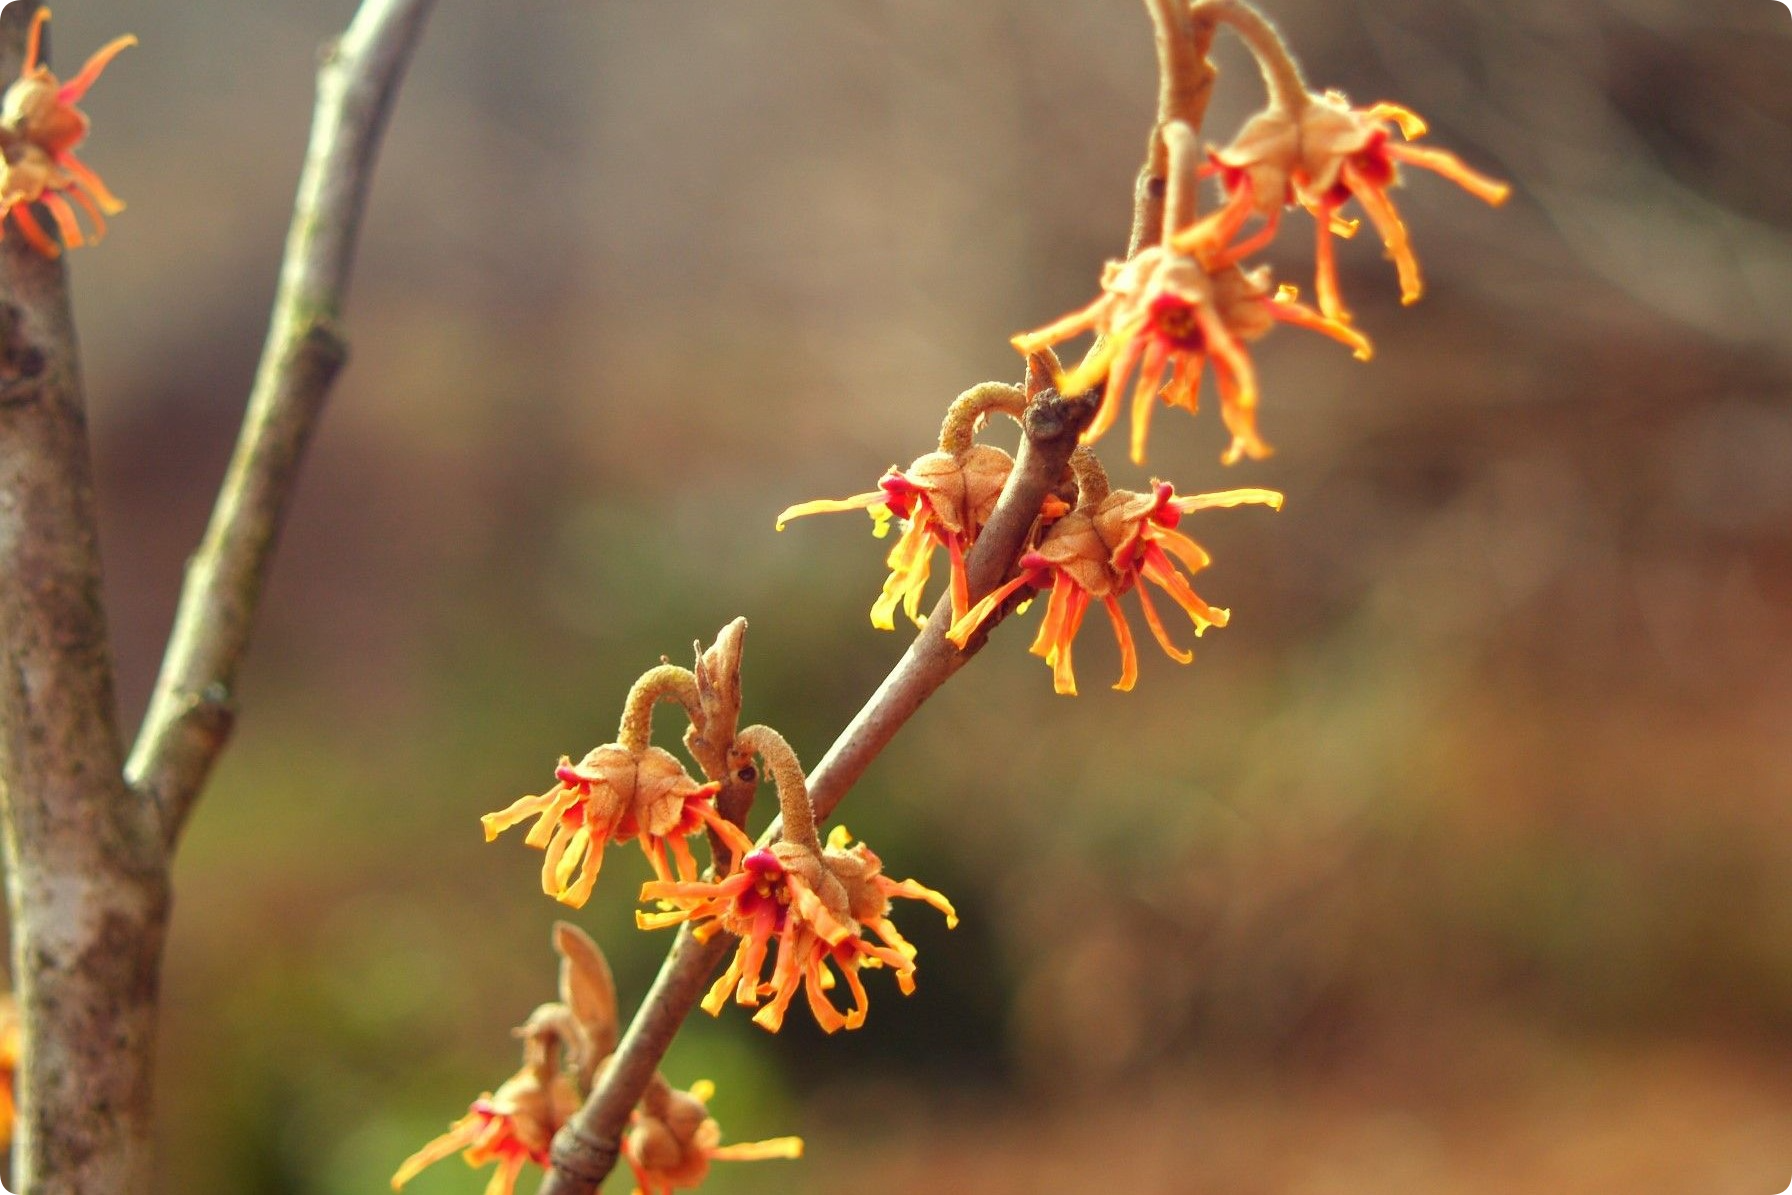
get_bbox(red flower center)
[1329,128,1395,202]
[877,473,927,520]
[1148,295,1206,352]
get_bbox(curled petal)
[1268,295,1373,361]
[1169,488,1285,515]
[1101,595,1140,692]
[392,1115,483,1190]
[1365,101,1428,139]
[879,877,960,928]
[1134,579,1193,664]
[944,567,1042,649]
[710,1137,805,1163]
[57,34,138,105]
[1385,142,1512,206]
[774,491,884,531]
[1345,164,1422,305]
[1013,293,1110,357]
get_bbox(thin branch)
[538,388,1097,1195]
[1127,0,1220,258]
[124,0,438,849]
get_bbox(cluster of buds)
[394,924,800,1195]
[0,8,133,257]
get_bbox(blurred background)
[8,0,1792,1190]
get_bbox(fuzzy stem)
[937,382,1027,456]
[1068,445,1112,509]
[1161,120,1203,241]
[1194,0,1309,114]
[733,725,816,853]
[539,389,1098,1195]
[616,665,700,755]
[124,0,439,849]
[1128,0,1219,258]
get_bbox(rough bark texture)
[0,1,435,1190]
[0,7,171,1191]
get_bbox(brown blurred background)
[11,0,1792,1190]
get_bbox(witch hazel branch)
[376,2,1508,1192]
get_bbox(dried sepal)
[685,617,746,782]
[553,921,618,1064]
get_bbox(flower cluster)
[482,742,738,906]
[395,925,800,1195]
[1023,10,1505,466]
[394,1063,579,1195]
[0,9,133,257]
[482,665,747,905]
[480,649,956,1042]
[435,7,1510,1194]
[778,381,1035,630]
[641,823,956,1034]
[950,479,1282,695]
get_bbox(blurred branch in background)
[126,0,440,849]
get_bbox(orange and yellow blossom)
[482,744,737,907]
[391,1063,579,1195]
[1026,242,1369,465]
[0,8,134,257]
[622,1078,802,1195]
[947,482,1282,695]
[0,995,18,1150]
[777,443,1014,630]
[638,824,956,1034]
[1023,117,1367,466]
[1208,91,1510,321]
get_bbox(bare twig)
[125,0,439,849]
[538,388,1096,1195]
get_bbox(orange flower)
[1023,237,1369,464]
[1207,91,1509,321]
[391,1063,579,1195]
[638,825,956,1034]
[777,444,1014,630]
[0,8,134,257]
[947,482,1282,695]
[622,1078,802,1195]
[0,995,17,1150]
[482,745,743,907]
